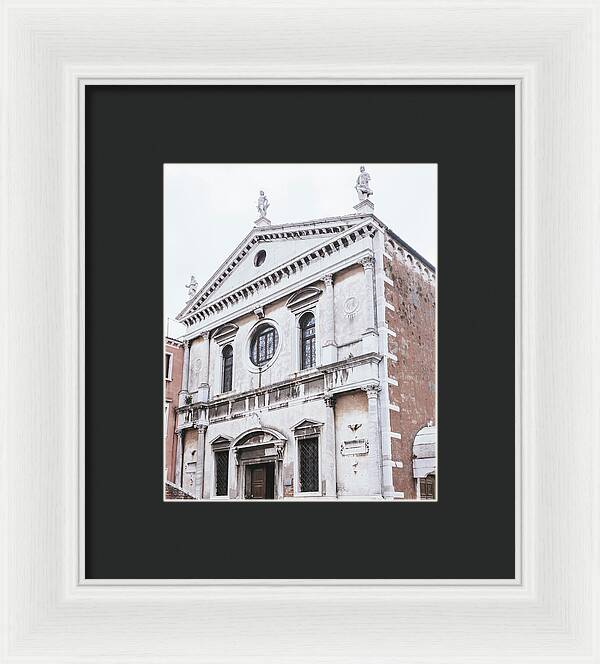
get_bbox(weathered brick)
[164,481,194,500]
[384,237,436,498]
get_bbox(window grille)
[299,437,319,493]
[222,345,233,392]
[215,450,229,496]
[250,324,278,366]
[299,312,316,370]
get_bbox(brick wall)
[165,481,194,500]
[383,239,436,498]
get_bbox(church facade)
[169,175,436,500]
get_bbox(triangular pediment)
[291,418,324,431]
[202,234,327,306]
[177,217,366,322]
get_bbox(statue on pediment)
[185,275,198,298]
[257,190,270,218]
[355,166,373,201]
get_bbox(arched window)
[250,324,278,367]
[299,312,316,370]
[221,344,233,392]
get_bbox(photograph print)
[164,163,436,501]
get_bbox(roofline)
[276,212,436,272]
[176,211,435,321]
[176,215,363,320]
[384,225,436,273]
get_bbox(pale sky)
[164,164,437,339]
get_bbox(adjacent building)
[168,171,436,500]
[164,336,184,485]
[413,424,437,499]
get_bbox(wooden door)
[250,465,266,499]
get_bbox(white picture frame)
[2,1,598,661]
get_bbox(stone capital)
[360,255,375,271]
[323,273,334,288]
[324,394,336,408]
[362,384,381,399]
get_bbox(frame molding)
[2,1,598,661]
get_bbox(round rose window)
[254,249,266,267]
[250,324,278,366]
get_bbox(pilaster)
[174,429,184,487]
[323,394,337,497]
[228,444,239,499]
[362,384,383,497]
[194,423,207,499]
[196,331,210,402]
[178,340,191,407]
[360,255,379,354]
[321,273,337,365]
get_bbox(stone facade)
[169,203,436,500]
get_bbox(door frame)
[241,459,279,500]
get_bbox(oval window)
[250,324,278,366]
[254,249,266,267]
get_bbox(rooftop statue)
[185,275,198,298]
[355,166,373,201]
[257,190,270,218]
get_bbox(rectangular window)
[222,364,232,392]
[419,475,436,500]
[165,352,173,380]
[215,450,229,496]
[301,328,316,369]
[298,437,319,493]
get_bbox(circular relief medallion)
[344,296,360,317]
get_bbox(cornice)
[181,247,375,342]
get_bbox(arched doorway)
[232,428,286,500]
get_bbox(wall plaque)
[340,439,369,456]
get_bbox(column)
[174,429,184,487]
[363,385,383,497]
[194,424,207,500]
[360,255,379,354]
[323,395,337,498]
[321,273,337,365]
[228,445,239,499]
[178,340,191,407]
[197,331,210,402]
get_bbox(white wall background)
[165,163,437,338]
